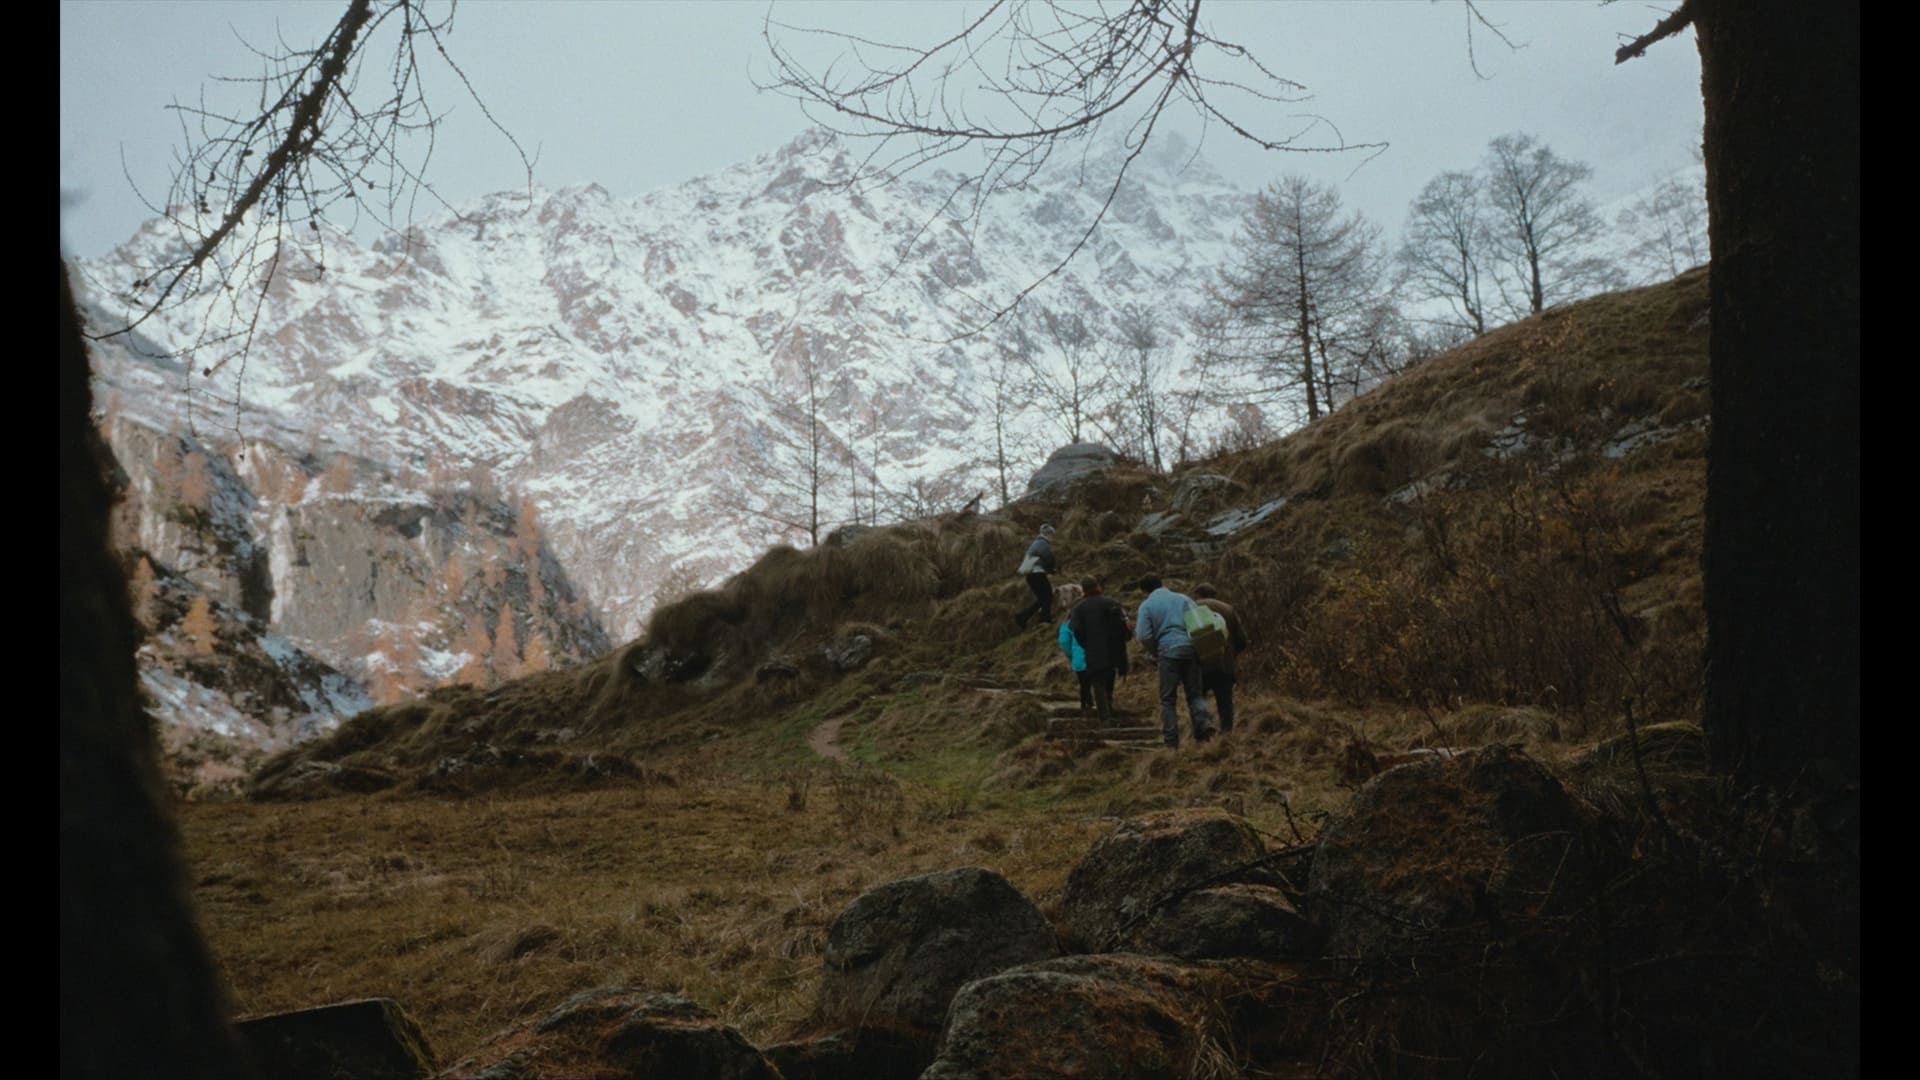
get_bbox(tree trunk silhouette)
[61,257,253,1079]
[1695,0,1859,791]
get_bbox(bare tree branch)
[84,0,532,444]
[760,0,1386,339]
[1612,1,1696,64]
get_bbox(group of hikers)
[1014,523,1251,749]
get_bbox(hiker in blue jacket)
[1013,523,1058,628]
[1133,574,1215,748]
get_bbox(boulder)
[921,954,1245,1080]
[1058,810,1276,952]
[1308,743,1610,957]
[1140,883,1321,961]
[235,997,436,1080]
[819,634,873,672]
[1025,442,1116,495]
[435,988,775,1079]
[762,1024,928,1080]
[815,866,1059,1040]
[754,655,801,683]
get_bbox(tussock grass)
[204,271,1718,1066]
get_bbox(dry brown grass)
[200,271,1719,1067]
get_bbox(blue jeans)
[1157,653,1214,745]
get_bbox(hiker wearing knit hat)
[1013,524,1060,628]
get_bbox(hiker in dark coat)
[1190,582,1252,734]
[1013,523,1058,628]
[1068,575,1132,724]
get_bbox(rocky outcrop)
[1141,883,1321,961]
[1025,442,1117,495]
[1307,743,1612,957]
[921,954,1252,1080]
[762,1025,929,1080]
[818,633,873,672]
[814,867,1059,1044]
[97,414,612,788]
[435,988,776,1080]
[235,997,437,1080]
[1058,809,1279,952]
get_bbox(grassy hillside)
[182,268,1711,1061]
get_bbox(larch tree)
[513,497,542,565]
[179,450,213,510]
[491,604,522,681]
[1194,175,1385,425]
[127,555,160,631]
[178,595,218,658]
[454,613,492,687]
[521,635,552,674]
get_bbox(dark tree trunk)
[1696,0,1859,790]
[60,258,254,1078]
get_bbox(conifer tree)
[179,451,213,510]
[324,453,353,494]
[127,556,159,631]
[513,498,541,564]
[441,557,466,596]
[453,614,491,687]
[178,595,217,657]
[521,636,551,673]
[491,605,521,680]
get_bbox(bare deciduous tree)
[1481,132,1621,318]
[1398,169,1493,336]
[1016,305,1110,445]
[1098,303,1177,471]
[1616,159,1708,282]
[978,338,1042,505]
[738,353,840,547]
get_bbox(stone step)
[1046,718,1161,742]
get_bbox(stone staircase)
[1038,698,1162,749]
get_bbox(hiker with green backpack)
[1133,574,1215,748]
[1189,583,1251,734]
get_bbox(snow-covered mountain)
[80,129,1251,656]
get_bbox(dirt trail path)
[807,716,849,762]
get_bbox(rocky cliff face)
[99,413,612,791]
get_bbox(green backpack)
[1183,602,1229,669]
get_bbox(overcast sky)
[60,1,1705,260]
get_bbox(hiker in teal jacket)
[1057,617,1094,717]
[1134,574,1214,747]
